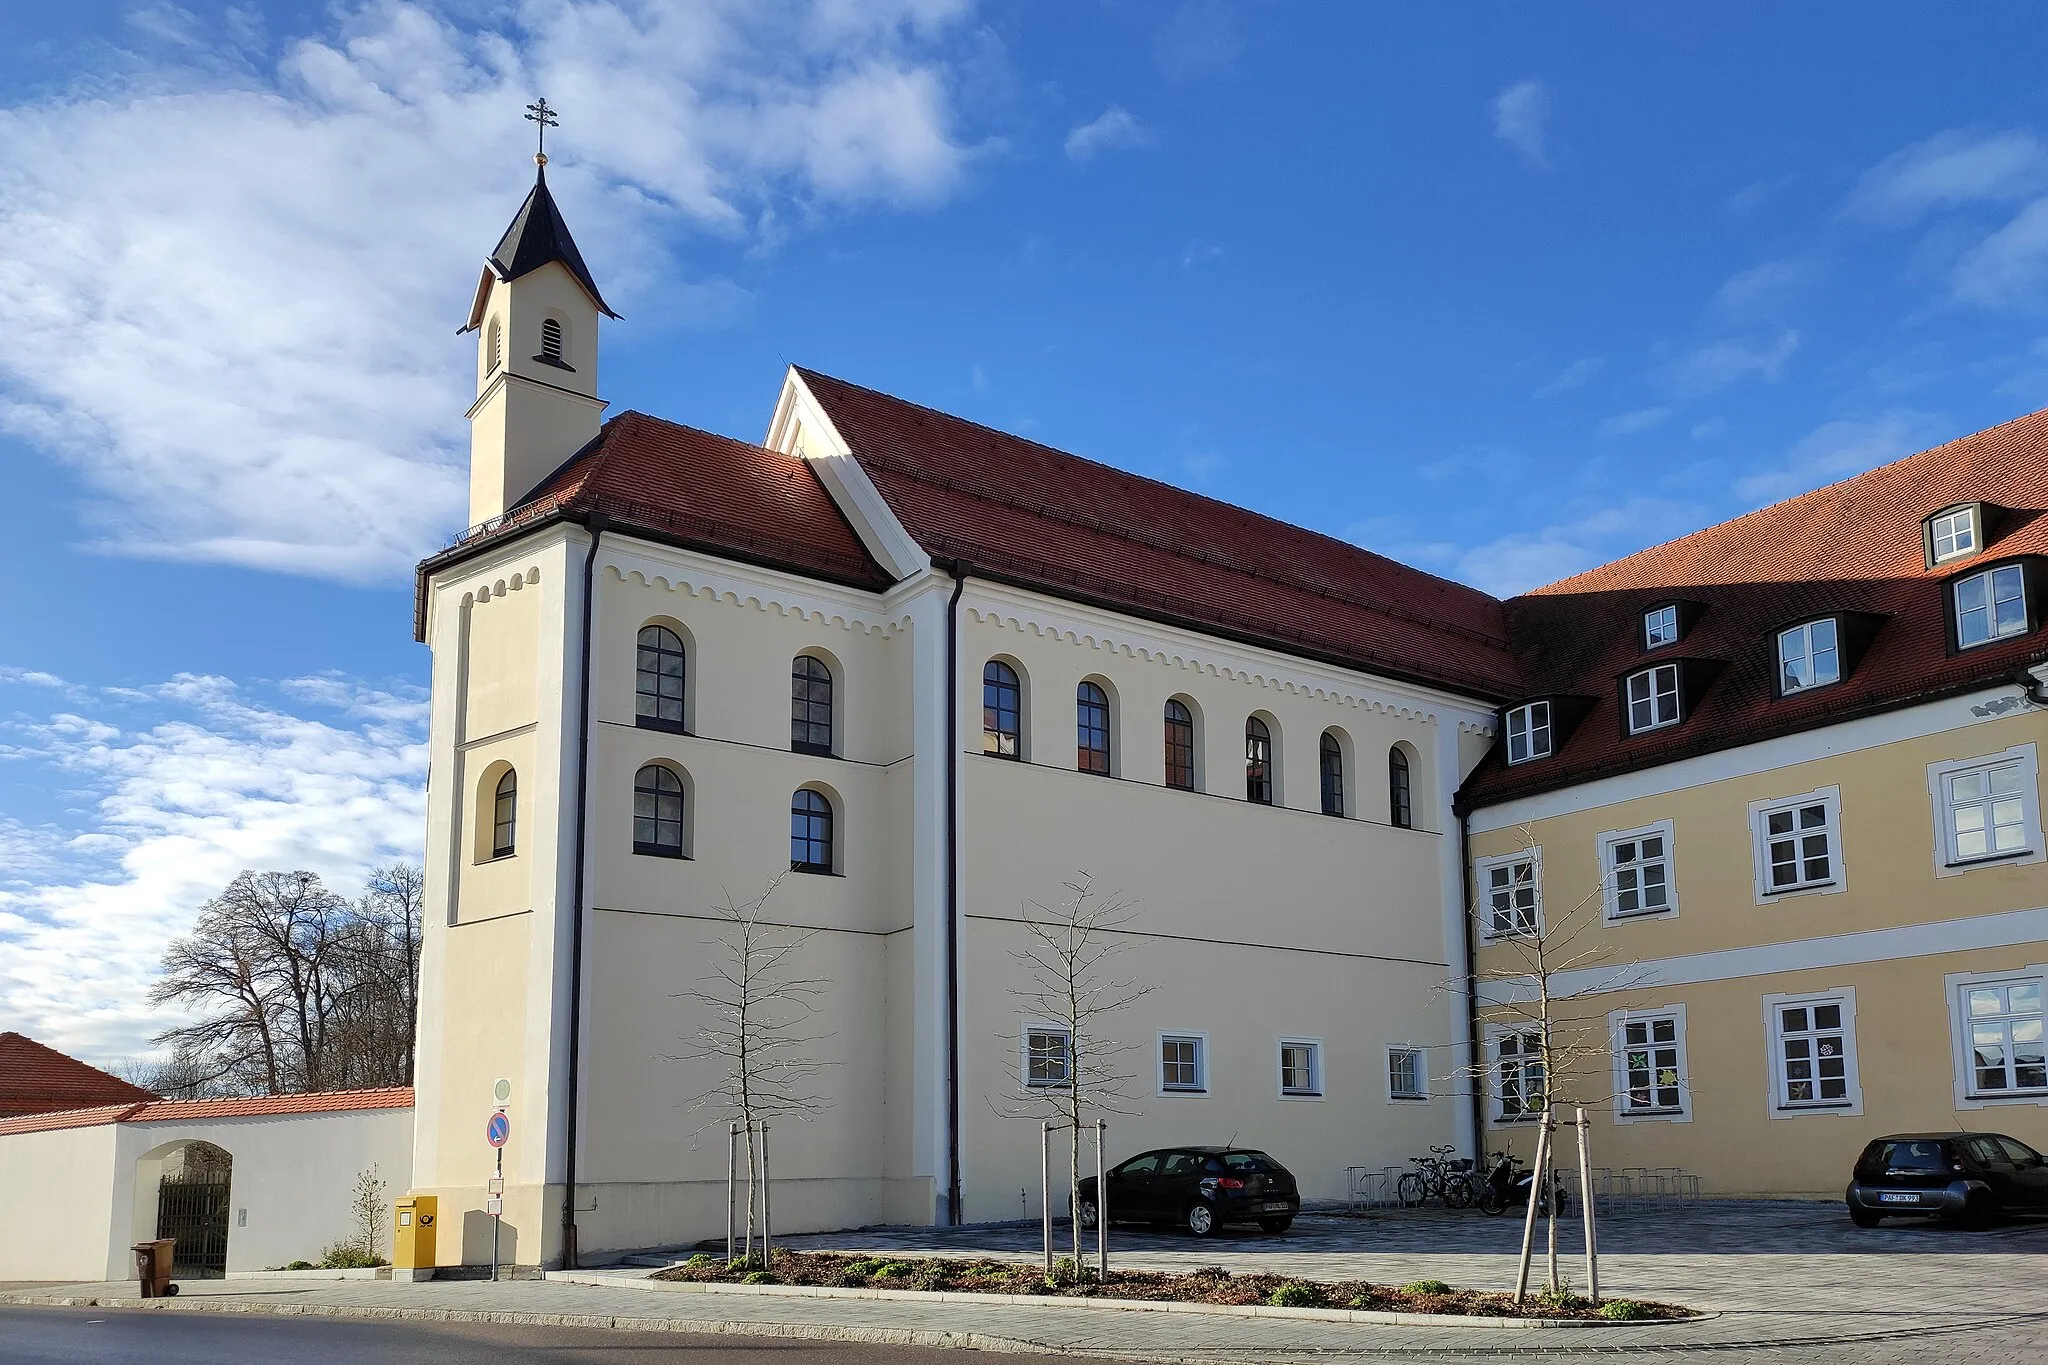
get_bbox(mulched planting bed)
[652,1250,1690,1320]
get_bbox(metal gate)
[156,1172,231,1278]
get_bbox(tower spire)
[525,96,558,169]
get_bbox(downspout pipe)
[561,511,608,1269]
[942,562,967,1225]
[1457,807,1484,1162]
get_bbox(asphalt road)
[0,1306,1107,1365]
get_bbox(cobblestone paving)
[5,1203,2044,1362]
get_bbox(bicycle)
[1396,1145,1473,1209]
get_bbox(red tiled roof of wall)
[0,1086,414,1137]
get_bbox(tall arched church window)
[492,770,517,857]
[633,765,685,857]
[791,789,834,873]
[1320,733,1345,817]
[636,626,687,731]
[792,656,833,755]
[1164,700,1196,791]
[1389,747,1413,829]
[983,661,1021,758]
[1076,682,1111,775]
[1245,717,1274,805]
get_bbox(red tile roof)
[0,1033,157,1118]
[1461,407,2048,807]
[0,1086,413,1138]
[795,369,1522,700]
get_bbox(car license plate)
[1263,1201,1291,1212]
[1878,1192,1920,1204]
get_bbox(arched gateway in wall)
[135,1140,233,1278]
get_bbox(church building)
[409,155,2048,1268]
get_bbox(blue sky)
[7,0,2048,1058]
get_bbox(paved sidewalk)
[5,1205,2045,1363]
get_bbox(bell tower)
[460,99,619,527]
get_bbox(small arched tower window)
[633,765,686,857]
[1320,733,1345,817]
[983,660,1021,758]
[1389,746,1413,829]
[1163,699,1196,791]
[1245,717,1274,805]
[791,789,834,873]
[1076,681,1111,775]
[492,770,517,857]
[636,625,687,731]
[792,656,834,755]
[486,318,503,375]
[540,317,566,366]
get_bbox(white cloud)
[1713,258,1814,321]
[1454,498,1705,597]
[1663,330,1800,398]
[1155,0,1243,80]
[0,0,982,585]
[1733,411,1944,505]
[1845,130,2048,226]
[1493,78,1549,169]
[1952,198,2048,308]
[1598,406,1671,437]
[0,670,427,1061]
[1064,105,1154,162]
[1533,356,1602,399]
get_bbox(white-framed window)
[1505,701,1552,764]
[1946,967,2048,1109]
[1955,563,2029,648]
[1475,849,1541,938]
[1278,1038,1323,1098]
[1930,746,2044,874]
[1023,1023,1072,1088]
[1930,506,1979,563]
[1609,1006,1690,1123]
[1777,619,1841,695]
[1599,819,1677,921]
[1387,1046,1428,1102]
[1490,1027,1546,1122]
[1749,785,1843,900]
[1763,989,1862,1116]
[1625,663,1681,734]
[1159,1032,1207,1094]
[1643,604,1680,649]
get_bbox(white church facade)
[408,161,1512,1268]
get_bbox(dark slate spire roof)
[488,165,619,318]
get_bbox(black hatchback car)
[1078,1146,1301,1237]
[1846,1132,2048,1227]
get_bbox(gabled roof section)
[463,166,618,331]
[792,368,1521,700]
[1462,407,2048,807]
[0,1032,157,1118]
[420,411,894,609]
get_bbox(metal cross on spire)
[525,97,558,166]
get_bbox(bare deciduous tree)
[990,873,1151,1279]
[669,875,834,1267]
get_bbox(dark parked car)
[1078,1146,1301,1237]
[1846,1133,2048,1227]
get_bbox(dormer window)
[1777,619,1841,694]
[540,317,566,365]
[1505,701,1552,764]
[1625,664,1681,734]
[1644,604,1680,650]
[1955,564,2030,649]
[1929,506,1980,565]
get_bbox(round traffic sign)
[486,1111,510,1148]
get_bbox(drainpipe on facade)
[1458,807,1483,1161]
[560,511,608,1270]
[943,562,967,1225]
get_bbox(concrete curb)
[546,1269,1682,1329]
[227,1268,387,1281]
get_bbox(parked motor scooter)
[1475,1149,1569,1217]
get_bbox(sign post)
[486,1107,510,1282]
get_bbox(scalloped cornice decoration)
[468,565,541,606]
[606,563,906,637]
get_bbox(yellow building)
[1461,425,2048,1197]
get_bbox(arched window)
[791,789,834,873]
[540,317,565,364]
[1320,733,1345,817]
[792,655,833,755]
[633,765,686,857]
[492,770,517,857]
[1163,699,1196,791]
[1076,681,1111,775]
[636,625,687,731]
[1389,746,1413,829]
[983,660,1021,758]
[486,318,503,374]
[1245,717,1273,805]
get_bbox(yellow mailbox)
[393,1194,438,1269]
